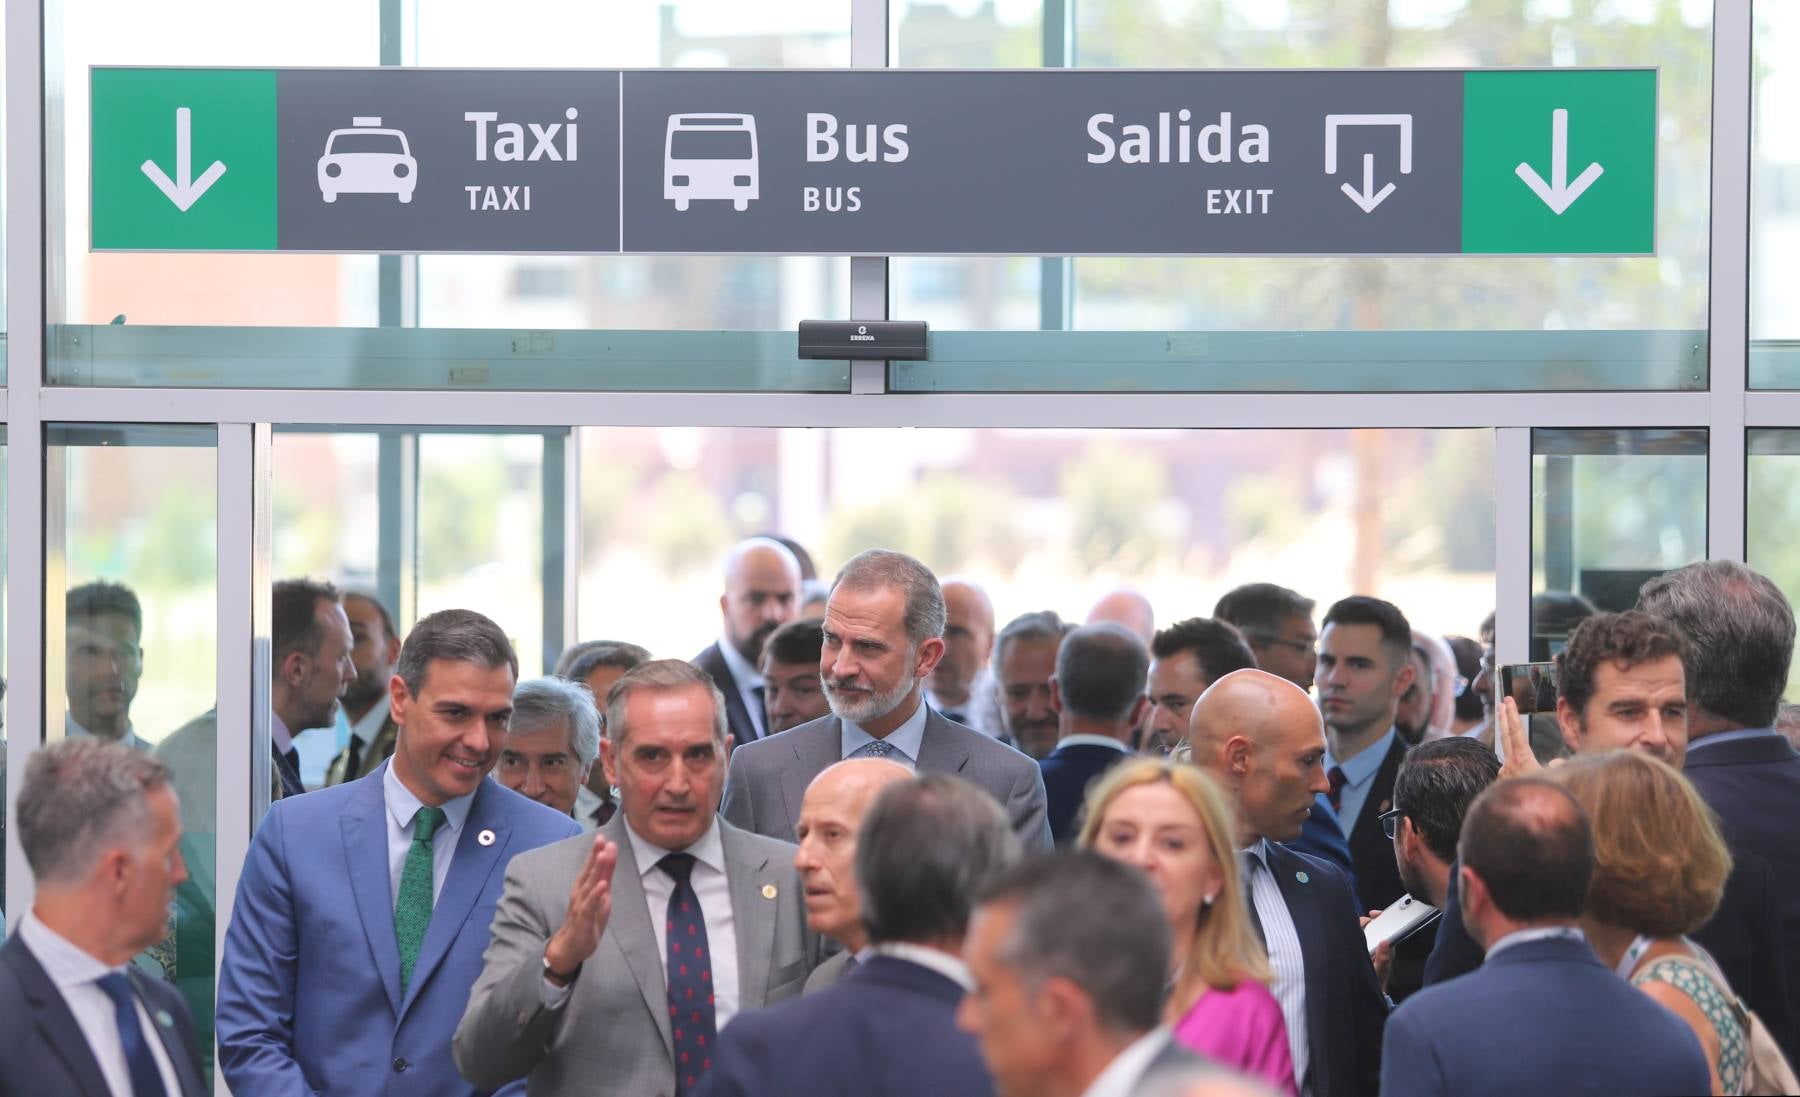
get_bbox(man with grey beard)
[723,549,1052,853]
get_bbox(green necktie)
[395,805,447,995]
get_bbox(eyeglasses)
[1380,806,1406,840]
[1249,634,1316,656]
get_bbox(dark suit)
[1287,810,1359,904]
[1382,934,1710,1097]
[1684,730,1800,1064]
[1423,857,1484,988]
[1262,842,1387,1097]
[0,932,208,1097]
[722,708,1053,852]
[1038,740,1130,846]
[698,954,991,1097]
[1341,736,1408,913]
[326,713,400,786]
[694,641,763,748]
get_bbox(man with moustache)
[695,538,803,747]
[723,550,1053,853]
[994,611,1069,759]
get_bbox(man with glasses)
[1214,582,1318,693]
[65,580,150,750]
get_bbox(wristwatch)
[543,950,582,986]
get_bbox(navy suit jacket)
[1422,858,1483,988]
[1382,935,1710,1097]
[1262,842,1386,1097]
[1341,737,1408,913]
[698,954,993,1097]
[1039,741,1131,846]
[1287,811,1359,906]
[215,765,580,1097]
[694,641,762,748]
[0,933,208,1097]
[1684,730,1800,1065]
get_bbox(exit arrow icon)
[1341,153,1397,213]
[140,107,227,212]
[1514,108,1603,215]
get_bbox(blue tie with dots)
[659,852,716,1097]
[96,972,168,1097]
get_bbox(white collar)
[382,760,476,835]
[625,815,728,880]
[18,911,114,989]
[717,635,764,690]
[869,941,975,992]
[349,693,393,745]
[271,712,294,755]
[1077,1028,1171,1097]
[1056,733,1132,753]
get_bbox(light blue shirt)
[382,761,475,907]
[840,696,930,769]
[1242,839,1309,1093]
[1686,726,1782,752]
[1485,924,1585,960]
[1322,726,1397,840]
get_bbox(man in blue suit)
[1039,623,1150,846]
[1381,777,1709,1097]
[216,609,580,1096]
[700,772,1021,1097]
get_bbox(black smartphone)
[1500,661,1560,716]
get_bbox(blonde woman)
[1079,758,1296,1096]
[1553,752,1756,1096]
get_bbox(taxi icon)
[318,117,417,204]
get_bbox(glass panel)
[50,0,853,390]
[1530,428,1707,656]
[578,426,1496,686]
[1752,1,1800,387]
[1746,429,1800,696]
[893,2,1712,393]
[48,423,217,1080]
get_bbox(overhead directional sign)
[90,67,1656,256]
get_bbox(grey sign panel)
[276,69,619,252]
[620,70,1465,255]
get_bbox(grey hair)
[510,676,601,770]
[18,739,172,885]
[553,639,651,683]
[830,549,946,645]
[856,774,1022,946]
[1638,561,1796,729]
[995,610,1070,663]
[395,609,519,696]
[602,658,729,747]
[978,850,1170,1036]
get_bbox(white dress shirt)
[1243,839,1310,1093]
[65,712,150,753]
[18,912,183,1097]
[542,818,742,1027]
[1076,1028,1172,1097]
[1054,733,1132,754]
[382,762,475,906]
[840,697,930,769]
[869,942,974,992]
[716,636,768,741]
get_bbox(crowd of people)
[4,536,1800,1097]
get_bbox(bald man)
[696,537,804,746]
[792,759,913,992]
[1187,669,1387,1097]
[927,579,996,728]
[1085,587,1155,647]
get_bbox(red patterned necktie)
[658,853,716,1097]
[1327,765,1348,811]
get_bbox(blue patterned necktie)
[862,739,894,759]
[96,972,168,1097]
[659,853,716,1097]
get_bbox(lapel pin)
[1295,871,1310,884]
[761,884,778,900]
[155,1009,174,1028]
[478,829,496,847]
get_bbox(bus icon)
[665,114,759,212]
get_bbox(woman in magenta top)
[1080,758,1297,1096]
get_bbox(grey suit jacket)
[802,950,855,994]
[453,814,817,1097]
[720,708,1054,853]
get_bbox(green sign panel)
[92,68,278,250]
[1461,69,1657,254]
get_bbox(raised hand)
[1497,696,1544,779]
[543,834,618,982]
